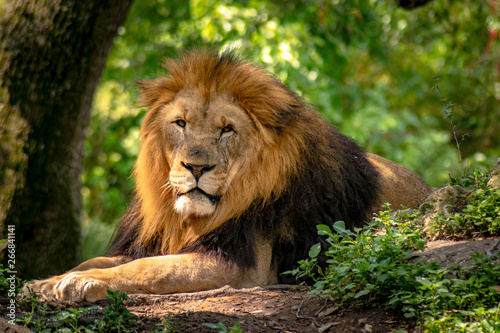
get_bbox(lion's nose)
[181,162,214,181]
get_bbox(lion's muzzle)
[182,187,220,205]
[170,160,225,217]
[181,162,215,181]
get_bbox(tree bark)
[395,0,434,9]
[0,0,133,279]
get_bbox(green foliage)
[449,169,490,189]
[0,261,24,297]
[93,290,138,333]
[18,290,54,333]
[291,209,500,332]
[154,313,182,333]
[397,254,500,332]
[432,170,500,239]
[203,321,243,333]
[17,289,139,333]
[288,209,426,302]
[432,187,500,239]
[460,188,500,235]
[54,307,100,333]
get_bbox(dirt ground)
[125,285,411,333]
[2,237,499,333]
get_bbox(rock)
[417,185,469,237]
[487,157,500,189]
[413,238,500,270]
[0,317,33,333]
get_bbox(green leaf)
[332,221,347,233]
[376,273,389,283]
[203,322,228,333]
[56,311,71,321]
[344,283,356,290]
[317,224,332,235]
[379,257,391,266]
[354,289,371,298]
[308,243,321,258]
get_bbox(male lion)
[25,50,433,302]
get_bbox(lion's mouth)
[181,187,220,205]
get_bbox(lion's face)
[158,90,257,217]
[134,50,306,253]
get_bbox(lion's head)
[133,50,317,254]
[148,91,263,217]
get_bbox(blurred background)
[1,0,499,271]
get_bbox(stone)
[487,157,500,190]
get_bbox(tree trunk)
[0,0,133,279]
[395,0,434,9]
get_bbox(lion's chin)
[174,191,216,217]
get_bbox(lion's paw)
[23,272,110,302]
[53,272,109,302]
[22,278,59,301]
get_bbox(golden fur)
[24,50,433,302]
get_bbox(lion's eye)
[221,125,234,134]
[174,119,186,128]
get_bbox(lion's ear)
[137,78,178,108]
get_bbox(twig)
[295,299,319,326]
[434,77,467,179]
[314,302,328,317]
[295,300,304,319]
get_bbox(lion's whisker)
[161,181,173,195]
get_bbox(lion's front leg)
[39,250,277,302]
[22,256,132,301]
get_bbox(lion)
[24,50,433,302]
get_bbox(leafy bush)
[290,207,500,332]
[93,290,138,332]
[431,170,500,240]
[452,188,500,236]
[288,208,426,302]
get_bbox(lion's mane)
[108,50,380,282]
